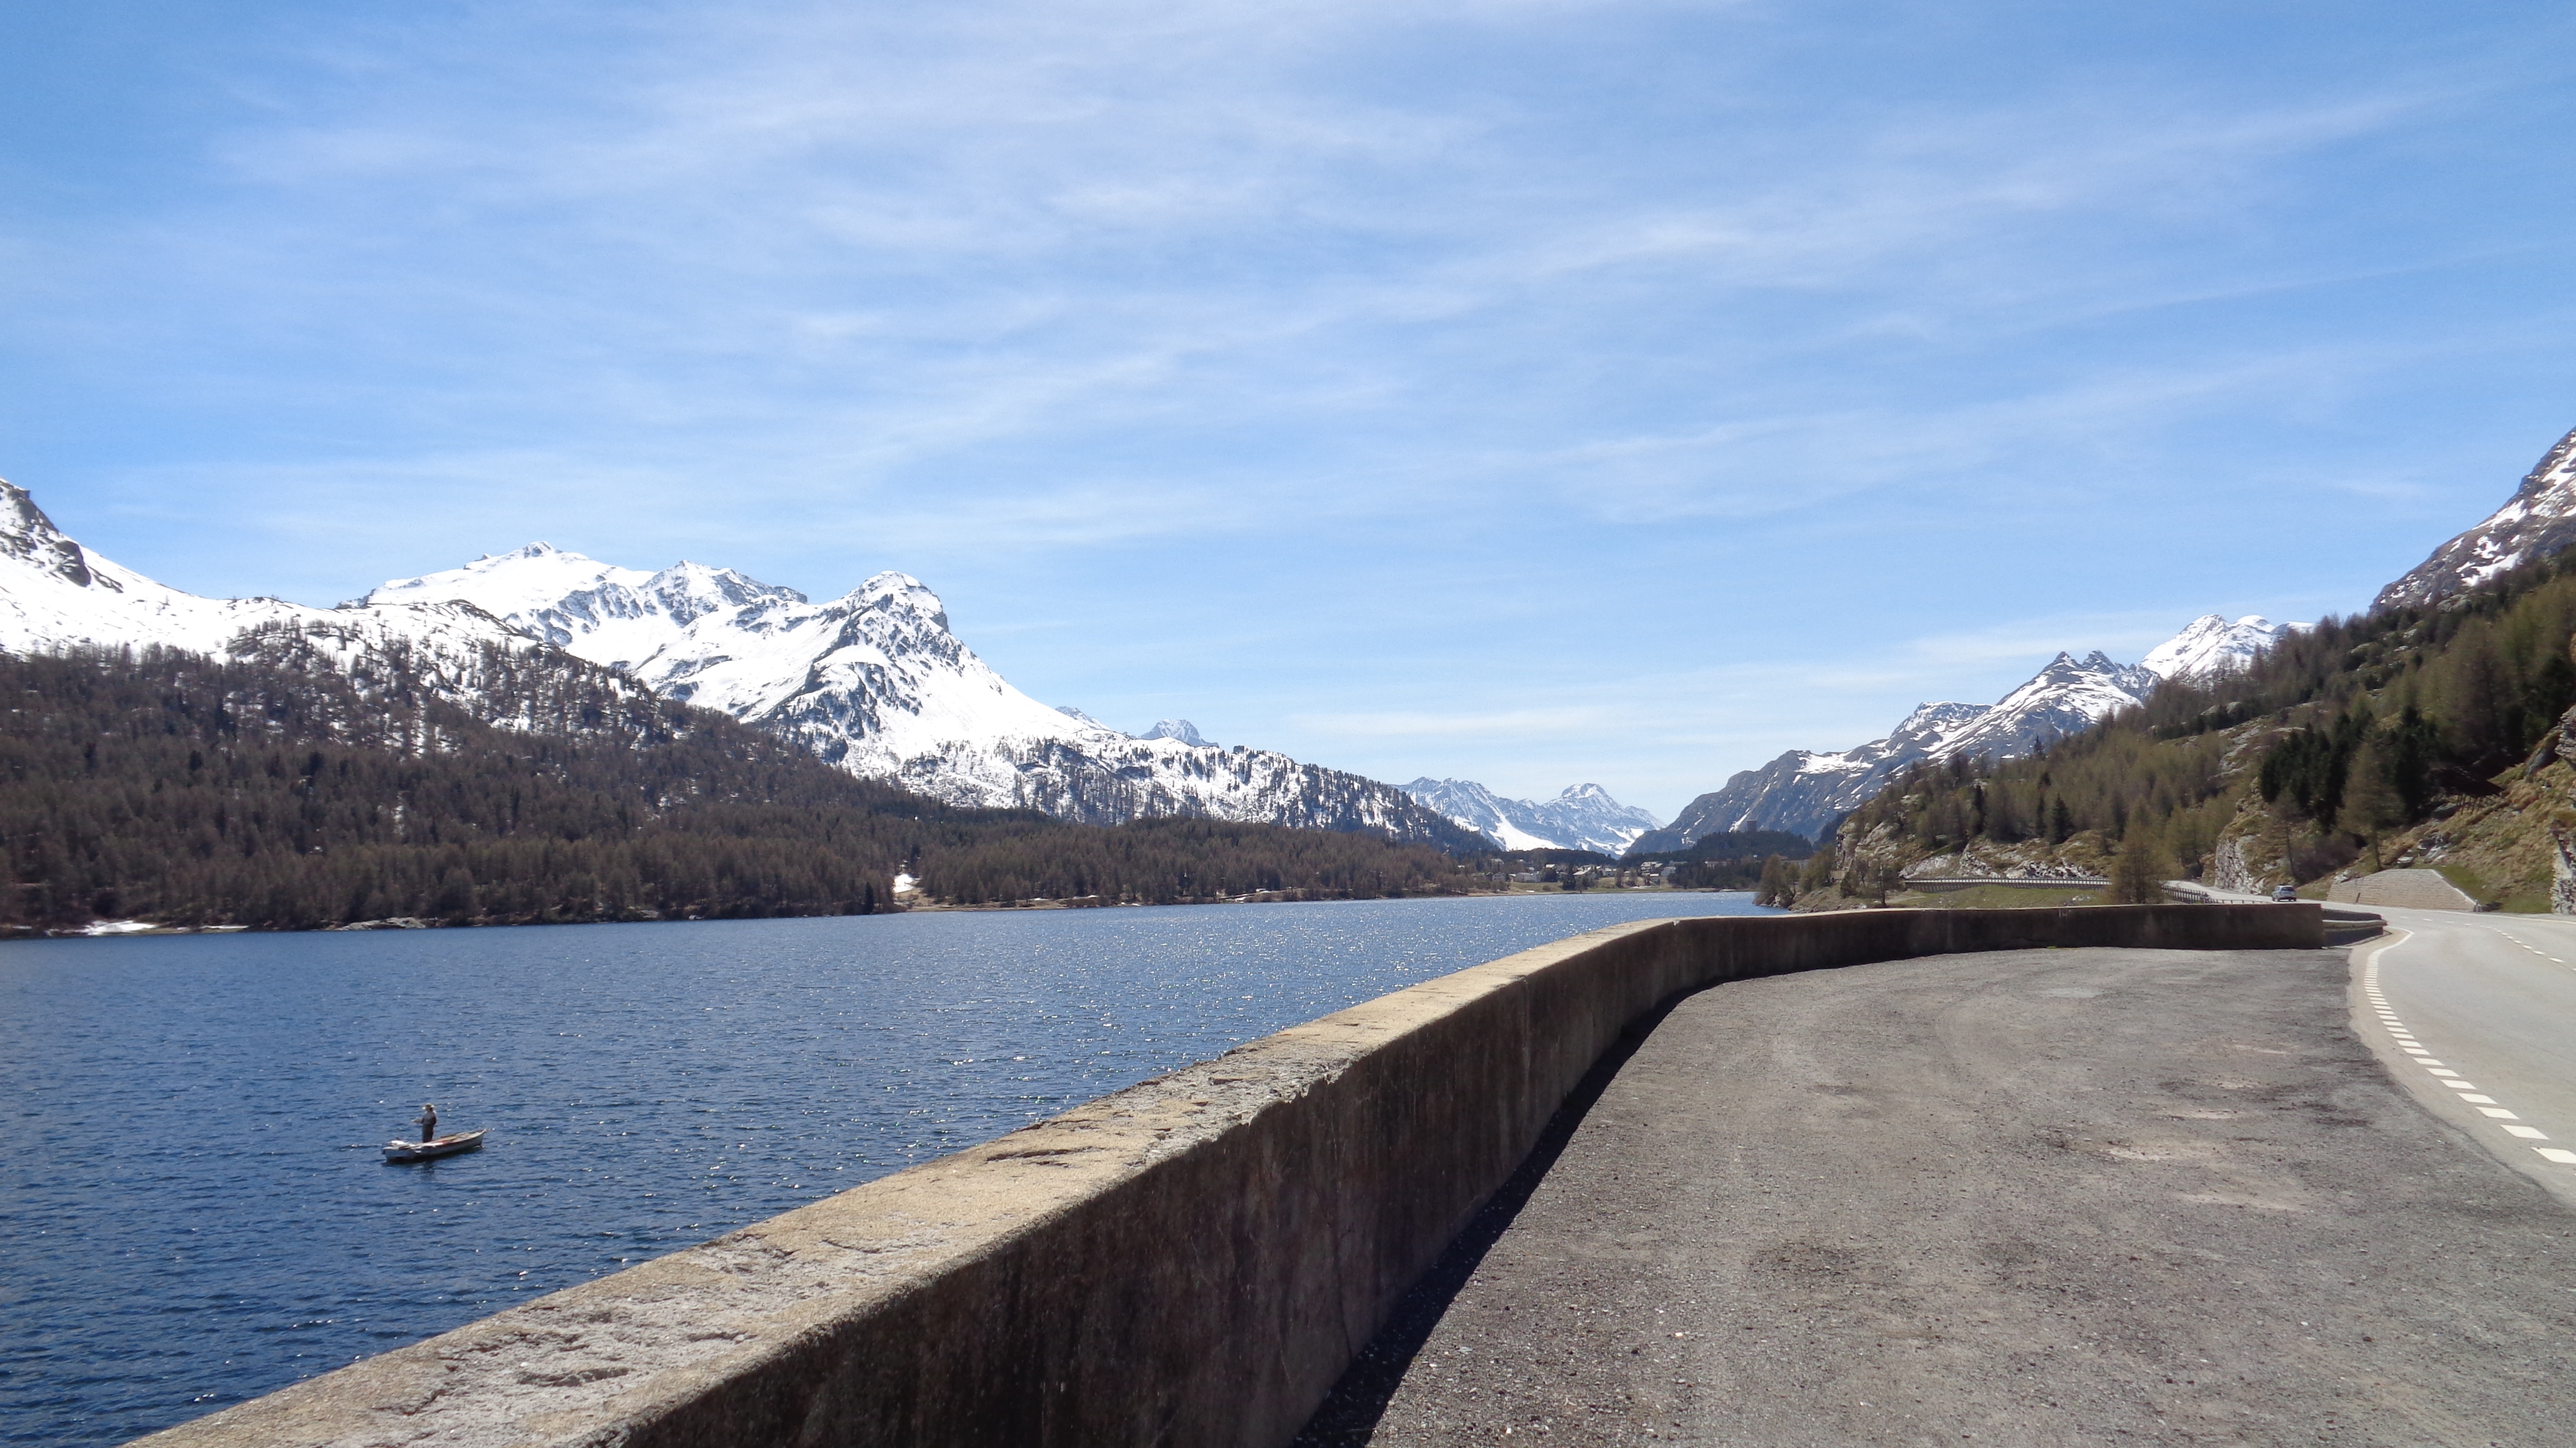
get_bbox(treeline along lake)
[0,890,1776,1446]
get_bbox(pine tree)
[2382,702,2440,818]
[1752,855,1788,907]
[1796,850,1834,896]
[0,644,1479,930]
[2108,827,2167,904]
[2342,736,2408,873]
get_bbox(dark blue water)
[0,892,1773,1445]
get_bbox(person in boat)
[416,1103,438,1144]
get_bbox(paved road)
[2351,907,2576,1210]
[1297,944,2576,1447]
[2184,890,2576,1208]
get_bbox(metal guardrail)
[2162,880,2384,942]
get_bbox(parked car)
[2272,884,2299,902]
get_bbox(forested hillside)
[1810,550,2576,910]
[0,638,1476,932]
[914,817,1470,906]
[1622,828,1818,890]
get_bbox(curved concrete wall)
[136,904,2319,1448]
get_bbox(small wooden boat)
[383,1130,486,1164]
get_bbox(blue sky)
[2,0,2571,818]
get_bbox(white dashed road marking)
[2362,936,2563,1166]
[2484,928,2572,970]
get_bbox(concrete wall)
[138,904,2318,1448]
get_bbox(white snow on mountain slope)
[2138,614,2296,681]
[366,546,1128,779]
[1401,778,1662,854]
[364,544,1472,842]
[2376,424,2576,611]
[1140,719,1211,746]
[365,544,808,674]
[0,479,538,680]
[1635,614,2292,850]
[0,482,1475,844]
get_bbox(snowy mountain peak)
[844,570,946,628]
[1140,719,1210,746]
[0,480,106,591]
[2378,424,2576,611]
[354,541,1463,842]
[0,481,541,670]
[2137,614,2294,681]
[1894,700,1986,732]
[1401,778,1662,854]
[366,544,649,615]
[1638,612,2268,850]
[0,478,1472,848]
[362,546,814,664]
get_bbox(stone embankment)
[2328,868,2482,911]
[140,905,2318,1448]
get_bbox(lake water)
[0,890,1775,1446]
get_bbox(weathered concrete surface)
[1298,944,2576,1446]
[2330,868,2479,911]
[134,906,2318,1448]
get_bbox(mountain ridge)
[0,484,1478,852]
[1632,615,2294,849]
[1399,778,1662,854]
[2377,425,2576,612]
[364,544,1476,847]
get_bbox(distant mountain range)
[2377,424,2576,612]
[1632,614,2297,848]
[44,420,2572,870]
[1400,779,1662,856]
[1832,418,2576,906]
[0,490,1479,851]
[1655,424,2576,853]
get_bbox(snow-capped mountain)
[2376,424,2576,611]
[2138,614,2296,680]
[0,478,546,694]
[1400,779,1662,855]
[1632,616,2293,849]
[364,544,1473,844]
[0,486,1476,848]
[1140,719,1210,746]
